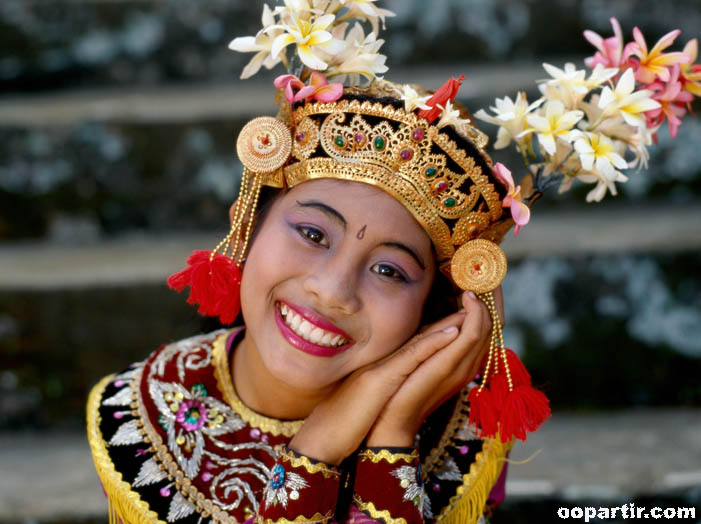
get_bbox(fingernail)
[467,291,476,299]
[458,308,466,313]
[442,326,458,334]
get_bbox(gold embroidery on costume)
[254,511,334,524]
[280,448,340,479]
[358,448,418,464]
[352,498,410,524]
[212,331,304,437]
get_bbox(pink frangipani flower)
[493,162,530,236]
[628,27,689,84]
[583,17,635,70]
[274,72,344,104]
[645,65,693,139]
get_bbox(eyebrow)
[380,241,426,270]
[295,200,347,231]
[294,199,426,270]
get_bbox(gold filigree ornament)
[450,239,507,293]
[236,117,292,174]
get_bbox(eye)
[371,263,408,283]
[296,225,329,247]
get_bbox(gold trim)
[353,497,409,524]
[436,438,512,524]
[212,330,305,437]
[358,448,418,464]
[421,386,512,524]
[87,375,167,524]
[255,511,334,524]
[280,448,340,479]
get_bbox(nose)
[302,254,362,315]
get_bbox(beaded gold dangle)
[168,117,292,325]
[451,239,551,443]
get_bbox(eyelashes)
[293,224,410,283]
[296,225,329,247]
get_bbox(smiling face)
[238,178,436,398]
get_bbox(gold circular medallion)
[450,239,507,293]
[236,117,292,173]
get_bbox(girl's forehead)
[282,178,433,248]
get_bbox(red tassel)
[499,385,551,443]
[503,348,532,388]
[467,386,499,439]
[167,250,242,325]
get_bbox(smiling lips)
[275,301,352,357]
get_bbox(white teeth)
[309,328,324,344]
[279,303,348,348]
[298,319,313,338]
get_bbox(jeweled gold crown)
[237,88,514,279]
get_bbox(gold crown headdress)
[168,3,701,444]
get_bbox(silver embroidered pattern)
[144,330,275,514]
[114,366,141,383]
[434,455,462,482]
[423,488,433,520]
[167,491,196,522]
[133,457,168,487]
[149,379,246,480]
[151,331,224,381]
[109,419,143,446]
[454,420,477,441]
[263,470,308,510]
[391,465,422,507]
[103,386,133,407]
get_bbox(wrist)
[366,426,415,448]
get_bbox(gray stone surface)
[0,62,544,127]
[0,409,699,521]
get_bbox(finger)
[373,326,460,385]
[417,309,466,335]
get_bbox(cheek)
[364,286,427,356]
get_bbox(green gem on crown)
[335,136,346,148]
[443,197,456,207]
[424,166,437,178]
[373,136,386,150]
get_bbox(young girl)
[87,4,553,523]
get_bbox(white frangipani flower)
[598,68,661,129]
[573,131,628,177]
[584,63,619,89]
[523,100,584,155]
[474,92,544,149]
[269,12,345,70]
[435,101,470,129]
[324,22,387,84]
[338,0,395,34]
[400,84,431,112]
[543,62,588,95]
[578,169,629,202]
[229,4,283,79]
